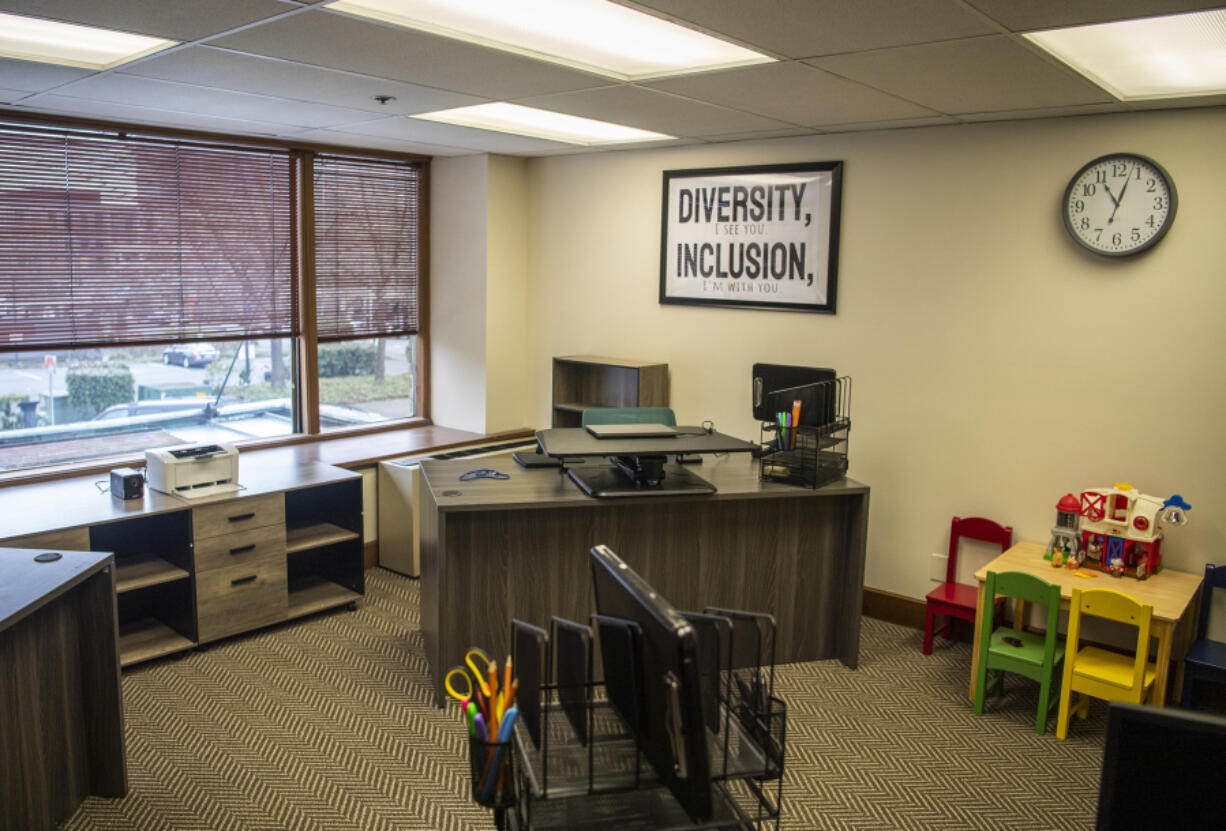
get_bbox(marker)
[791,399,801,449]
[464,701,477,737]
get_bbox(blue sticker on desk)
[443,489,463,497]
[34,551,62,563]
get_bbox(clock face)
[1062,153,1177,256]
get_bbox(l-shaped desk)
[419,451,870,706]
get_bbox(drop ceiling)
[0,0,1223,157]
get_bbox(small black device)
[109,467,144,500]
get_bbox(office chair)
[973,570,1066,734]
[580,407,676,427]
[1056,587,1156,740]
[923,516,1013,655]
[1180,563,1226,709]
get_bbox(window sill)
[0,421,535,490]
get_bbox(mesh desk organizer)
[759,376,851,489]
[468,544,787,831]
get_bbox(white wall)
[521,107,1226,601]
[430,154,488,434]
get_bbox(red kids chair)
[923,516,1013,655]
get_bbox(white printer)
[145,442,240,499]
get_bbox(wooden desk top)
[0,458,359,541]
[421,451,869,513]
[975,542,1204,623]
[0,547,114,632]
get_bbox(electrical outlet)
[930,552,948,582]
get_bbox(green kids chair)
[973,570,1066,735]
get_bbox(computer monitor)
[1096,702,1225,830]
[590,544,712,822]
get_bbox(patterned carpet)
[66,569,1106,831]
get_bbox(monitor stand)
[565,458,716,498]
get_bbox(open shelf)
[118,618,195,667]
[286,574,360,619]
[285,522,360,554]
[115,553,191,594]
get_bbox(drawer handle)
[229,544,256,556]
[231,575,257,586]
[228,512,256,523]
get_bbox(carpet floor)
[65,569,1107,830]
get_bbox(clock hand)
[1107,164,1135,224]
[1102,182,1119,208]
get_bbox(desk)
[970,542,1204,706]
[420,452,869,706]
[1,547,127,830]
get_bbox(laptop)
[585,423,678,439]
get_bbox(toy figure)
[1108,555,1125,577]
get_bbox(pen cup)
[468,735,516,809]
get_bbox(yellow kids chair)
[1056,587,1157,740]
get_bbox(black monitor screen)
[590,544,711,822]
[1097,702,1224,830]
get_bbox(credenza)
[0,460,364,667]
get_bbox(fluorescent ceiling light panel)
[0,12,177,71]
[412,102,674,145]
[1025,8,1226,100]
[325,0,773,80]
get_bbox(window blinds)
[313,155,421,343]
[0,125,294,352]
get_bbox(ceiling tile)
[210,8,610,99]
[516,84,793,138]
[291,127,472,156]
[962,1,1221,31]
[122,46,483,115]
[955,102,1131,123]
[335,115,577,155]
[624,0,996,58]
[0,58,93,93]
[809,36,1115,114]
[35,74,390,129]
[11,95,310,137]
[821,115,959,133]
[0,0,294,41]
[647,61,938,126]
[695,126,819,143]
[0,87,31,104]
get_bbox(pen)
[502,656,513,712]
[464,701,477,737]
[481,707,518,801]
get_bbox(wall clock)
[1062,153,1177,256]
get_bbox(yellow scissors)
[443,647,495,704]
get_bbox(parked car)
[162,343,220,367]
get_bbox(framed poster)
[659,161,842,314]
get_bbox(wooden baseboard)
[862,586,926,630]
[364,541,378,570]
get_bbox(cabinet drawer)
[193,493,284,540]
[195,553,287,643]
[194,523,285,573]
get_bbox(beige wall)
[519,107,1226,602]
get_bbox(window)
[313,155,421,430]
[0,119,426,473]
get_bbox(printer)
[145,442,240,500]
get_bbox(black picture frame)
[659,161,842,314]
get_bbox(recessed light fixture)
[1025,8,1226,100]
[412,102,674,146]
[324,0,773,80]
[0,12,178,71]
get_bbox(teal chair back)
[580,407,676,427]
[973,570,1066,734]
